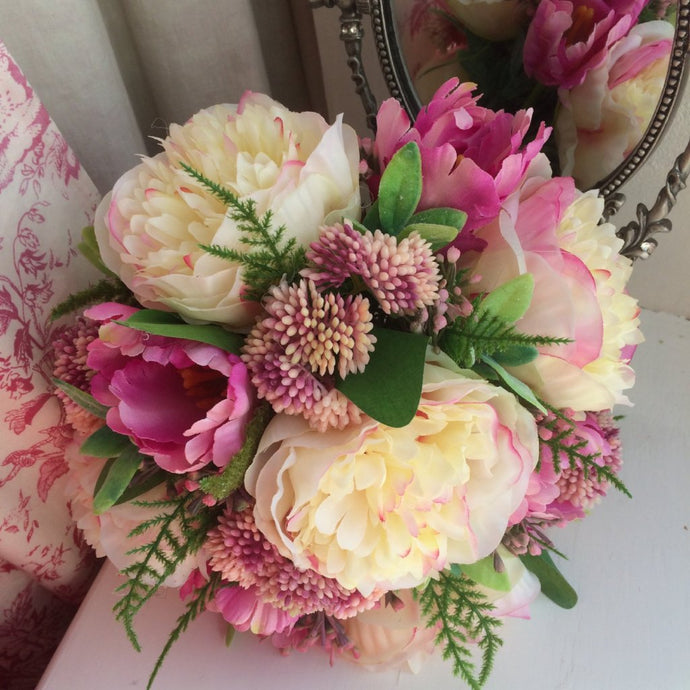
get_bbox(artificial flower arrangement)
[51,78,642,689]
[401,0,676,188]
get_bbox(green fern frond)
[179,162,242,209]
[418,572,503,689]
[113,495,218,650]
[540,405,631,498]
[440,301,569,369]
[146,572,222,690]
[51,278,134,320]
[179,163,306,300]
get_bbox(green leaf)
[492,344,538,367]
[520,550,578,609]
[398,222,459,251]
[377,142,422,235]
[336,327,428,427]
[78,225,117,277]
[93,445,144,514]
[115,471,167,506]
[348,218,371,236]
[461,555,511,592]
[80,425,133,458]
[409,207,467,231]
[362,199,381,231]
[52,378,108,419]
[478,274,534,323]
[118,310,243,354]
[480,355,547,413]
[93,457,115,497]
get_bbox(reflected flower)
[523,0,646,88]
[556,20,674,188]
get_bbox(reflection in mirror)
[390,0,678,190]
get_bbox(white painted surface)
[39,309,690,690]
[312,8,690,317]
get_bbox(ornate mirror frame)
[312,0,690,259]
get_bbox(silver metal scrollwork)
[309,0,378,131]
[616,136,690,259]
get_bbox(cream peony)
[467,164,642,411]
[64,439,202,587]
[94,93,361,328]
[512,190,642,410]
[244,352,538,596]
[475,547,540,619]
[556,20,673,189]
[342,590,438,673]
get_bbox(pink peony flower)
[464,162,642,411]
[556,20,674,188]
[368,79,550,238]
[341,590,439,673]
[244,351,538,596]
[85,302,254,473]
[210,584,298,636]
[523,0,647,89]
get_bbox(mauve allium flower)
[53,316,103,435]
[85,302,253,474]
[542,409,623,520]
[505,409,623,555]
[368,78,550,238]
[244,352,538,596]
[523,0,646,89]
[93,92,361,329]
[206,505,380,619]
[304,223,441,316]
[242,278,373,431]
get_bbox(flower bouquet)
[52,79,642,689]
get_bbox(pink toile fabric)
[0,41,102,689]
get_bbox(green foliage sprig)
[146,571,222,690]
[440,298,570,369]
[418,571,503,690]
[179,162,306,299]
[198,402,273,500]
[539,405,631,498]
[50,278,134,320]
[113,495,219,650]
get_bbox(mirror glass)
[374,0,681,191]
